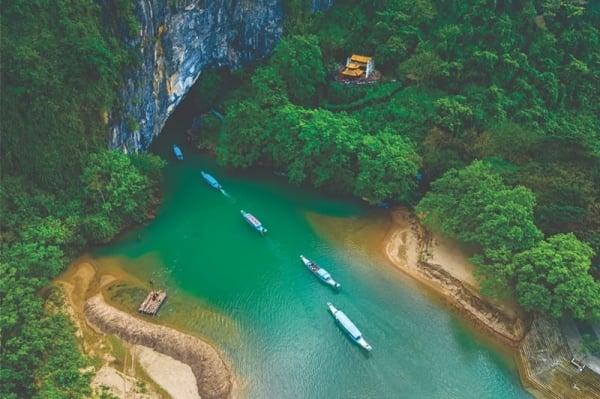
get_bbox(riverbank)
[380,208,600,399]
[381,208,528,346]
[55,259,235,399]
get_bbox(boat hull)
[241,210,267,235]
[173,145,183,160]
[201,171,222,190]
[327,302,372,351]
[300,255,340,289]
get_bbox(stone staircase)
[518,317,600,399]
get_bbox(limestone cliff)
[106,0,332,153]
[105,0,282,152]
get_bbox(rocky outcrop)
[107,0,284,153]
[85,294,233,399]
[106,0,334,153]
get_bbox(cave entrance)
[150,66,241,158]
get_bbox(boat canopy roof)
[336,311,362,339]
[317,269,331,279]
[244,212,262,227]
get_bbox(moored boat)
[241,210,267,235]
[201,171,222,190]
[299,255,340,289]
[327,302,372,351]
[173,145,183,160]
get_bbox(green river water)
[93,118,532,399]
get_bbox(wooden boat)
[299,255,340,289]
[172,145,183,160]
[327,302,372,351]
[201,171,222,190]
[241,210,267,235]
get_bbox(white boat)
[327,302,372,351]
[241,210,267,235]
[172,145,183,160]
[201,171,222,190]
[299,255,340,289]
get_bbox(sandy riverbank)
[55,259,235,399]
[381,208,528,346]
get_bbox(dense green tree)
[0,0,125,188]
[355,130,421,203]
[434,96,474,135]
[510,233,600,320]
[417,160,544,294]
[422,160,542,251]
[471,186,542,253]
[217,99,274,168]
[296,108,361,190]
[270,106,362,192]
[416,160,507,241]
[397,50,449,85]
[79,151,163,245]
[517,162,598,235]
[81,151,155,221]
[473,121,543,164]
[269,35,327,107]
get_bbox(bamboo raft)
[138,290,167,315]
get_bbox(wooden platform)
[138,290,167,315]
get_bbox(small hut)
[341,55,374,79]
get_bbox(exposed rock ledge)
[84,294,232,399]
[384,208,528,346]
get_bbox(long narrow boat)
[241,210,267,235]
[201,171,222,190]
[299,255,340,289]
[327,302,372,351]
[173,145,184,160]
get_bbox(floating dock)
[138,290,167,315]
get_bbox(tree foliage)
[510,233,600,320]
[0,0,130,188]
[269,35,327,107]
[355,131,421,204]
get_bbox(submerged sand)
[57,207,527,398]
[55,259,234,399]
[382,208,527,345]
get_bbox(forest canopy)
[196,0,600,320]
[1,0,599,397]
[0,1,163,397]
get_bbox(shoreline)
[85,294,233,399]
[381,208,528,346]
[380,208,600,398]
[55,259,236,399]
[57,207,599,399]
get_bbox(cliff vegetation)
[1,0,599,397]
[192,0,600,323]
[1,1,164,397]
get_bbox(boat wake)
[220,188,232,199]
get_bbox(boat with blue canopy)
[172,145,184,160]
[201,171,222,190]
[327,302,372,351]
[300,255,340,289]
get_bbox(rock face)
[108,0,284,153]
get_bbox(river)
[92,116,532,398]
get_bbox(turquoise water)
[95,130,532,398]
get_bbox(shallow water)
[92,127,532,398]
